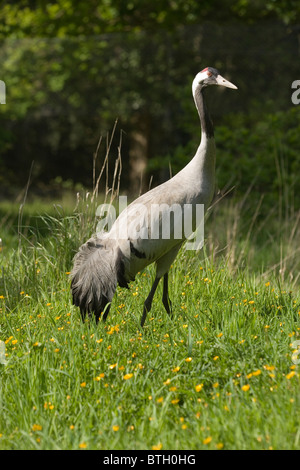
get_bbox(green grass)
[0,196,299,450]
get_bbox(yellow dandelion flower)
[203,436,212,445]
[217,332,223,338]
[80,382,86,387]
[157,397,164,403]
[264,364,275,371]
[216,443,224,450]
[213,356,219,361]
[253,369,261,376]
[286,371,296,380]
[79,442,87,449]
[112,425,119,432]
[195,384,203,392]
[32,424,42,432]
[123,373,133,380]
[109,363,117,369]
[171,398,180,404]
[172,366,180,373]
[185,357,192,362]
[152,443,163,450]
[241,384,250,392]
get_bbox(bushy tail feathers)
[71,237,121,321]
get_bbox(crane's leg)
[141,277,161,327]
[162,272,172,317]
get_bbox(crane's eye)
[207,72,212,77]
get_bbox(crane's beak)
[216,74,238,89]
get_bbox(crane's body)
[71,67,237,326]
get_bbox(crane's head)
[192,67,237,94]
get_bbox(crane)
[71,67,237,326]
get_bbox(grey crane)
[71,67,237,326]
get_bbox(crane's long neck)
[194,87,214,139]
[187,85,216,205]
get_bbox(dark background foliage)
[0,1,299,209]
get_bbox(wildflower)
[185,357,192,362]
[152,443,163,450]
[264,364,275,371]
[109,363,117,369]
[252,369,261,376]
[80,382,86,388]
[216,443,224,450]
[123,373,133,380]
[79,442,87,449]
[157,397,164,403]
[286,371,296,380]
[32,424,42,432]
[172,366,180,373]
[241,384,250,392]
[195,384,203,392]
[265,282,270,287]
[203,436,212,445]
[213,382,219,388]
[112,425,119,432]
[171,398,180,404]
[94,373,105,381]
[217,332,223,338]
[213,356,219,361]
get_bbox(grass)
[0,194,299,450]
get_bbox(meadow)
[0,190,299,450]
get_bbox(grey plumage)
[71,68,237,326]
